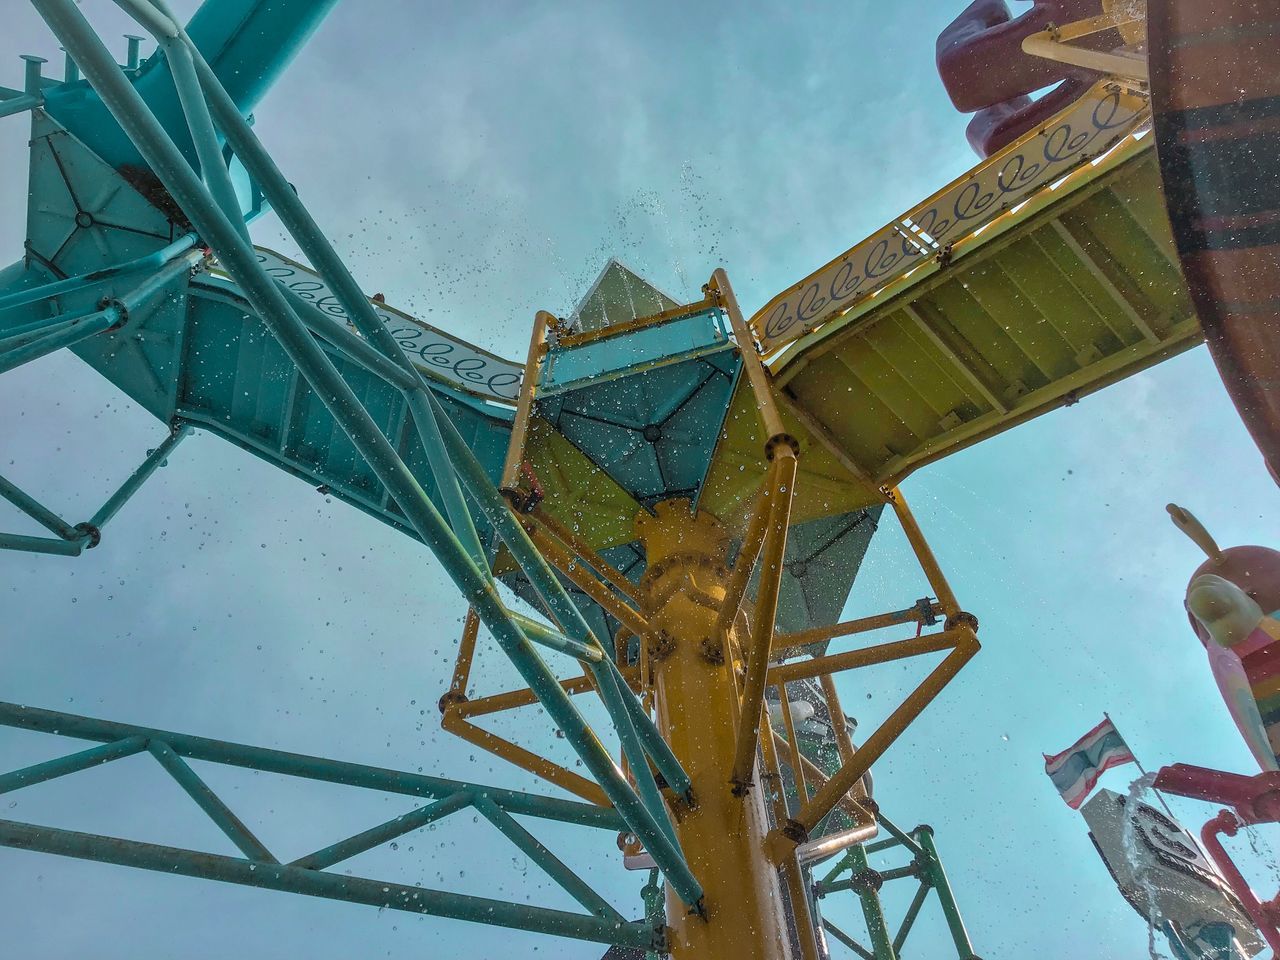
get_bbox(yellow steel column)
[636,499,795,960]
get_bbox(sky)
[2,1,1280,958]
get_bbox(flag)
[1044,717,1135,809]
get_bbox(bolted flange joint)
[945,611,979,632]
[850,868,884,894]
[73,522,101,548]
[437,690,467,713]
[764,433,801,461]
[98,296,128,331]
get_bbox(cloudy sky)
[2,1,1279,958]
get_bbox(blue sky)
[2,1,1279,957]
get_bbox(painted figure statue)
[937,0,1128,156]
[1171,505,1280,771]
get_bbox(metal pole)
[0,532,86,556]
[290,791,474,871]
[424,387,693,799]
[713,468,774,637]
[586,659,680,846]
[89,424,189,531]
[915,826,976,959]
[886,488,961,617]
[0,819,657,950]
[148,739,277,862]
[159,37,247,242]
[1103,710,1179,820]
[0,316,78,351]
[0,701,620,831]
[506,610,603,662]
[731,447,797,790]
[529,508,643,604]
[892,882,931,954]
[474,795,626,924]
[0,307,119,376]
[403,389,487,569]
[847,843,898,960]
[179,29,411,367]
[785,632,978,839]
[445,608,480,704]
[0,737,146,794]
[502,311,550,490]
[0,249,200,375]
[0,473,80,541]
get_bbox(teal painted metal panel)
[40,0,338,171]
[541,307,731,395]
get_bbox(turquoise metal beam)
[423,388,695,803]
[0,701,622,831]
[0,235,197,313]
[0,472,80,540]
[611,664,693,800]
[88,424,189,531]
[290,791,474,872]
[0,532,85,556]
[0,425,185,555]
[0,93,41,118]
[0,250,200,376]
[159,35,247,241]
[183,19,488,572]
[0,819,658,949]
[282,286,418,390]
[0,736,146,794]
[182,0,683,834]
[184,35,409,368]
[0,306,118,376]
[34,0,698,906]
[125,35,143,70]
[506,610,603,663]
[587,659,678,846]
[20,54,46,97]
[147,739,277,863]
[0,316,79,352]
[0,706,652,947]
[474,795,625,925]
[405,389,487,570]
[111,0,176,40]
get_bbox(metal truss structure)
[0,0,1207,957]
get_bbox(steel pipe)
[0,819,656,949]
